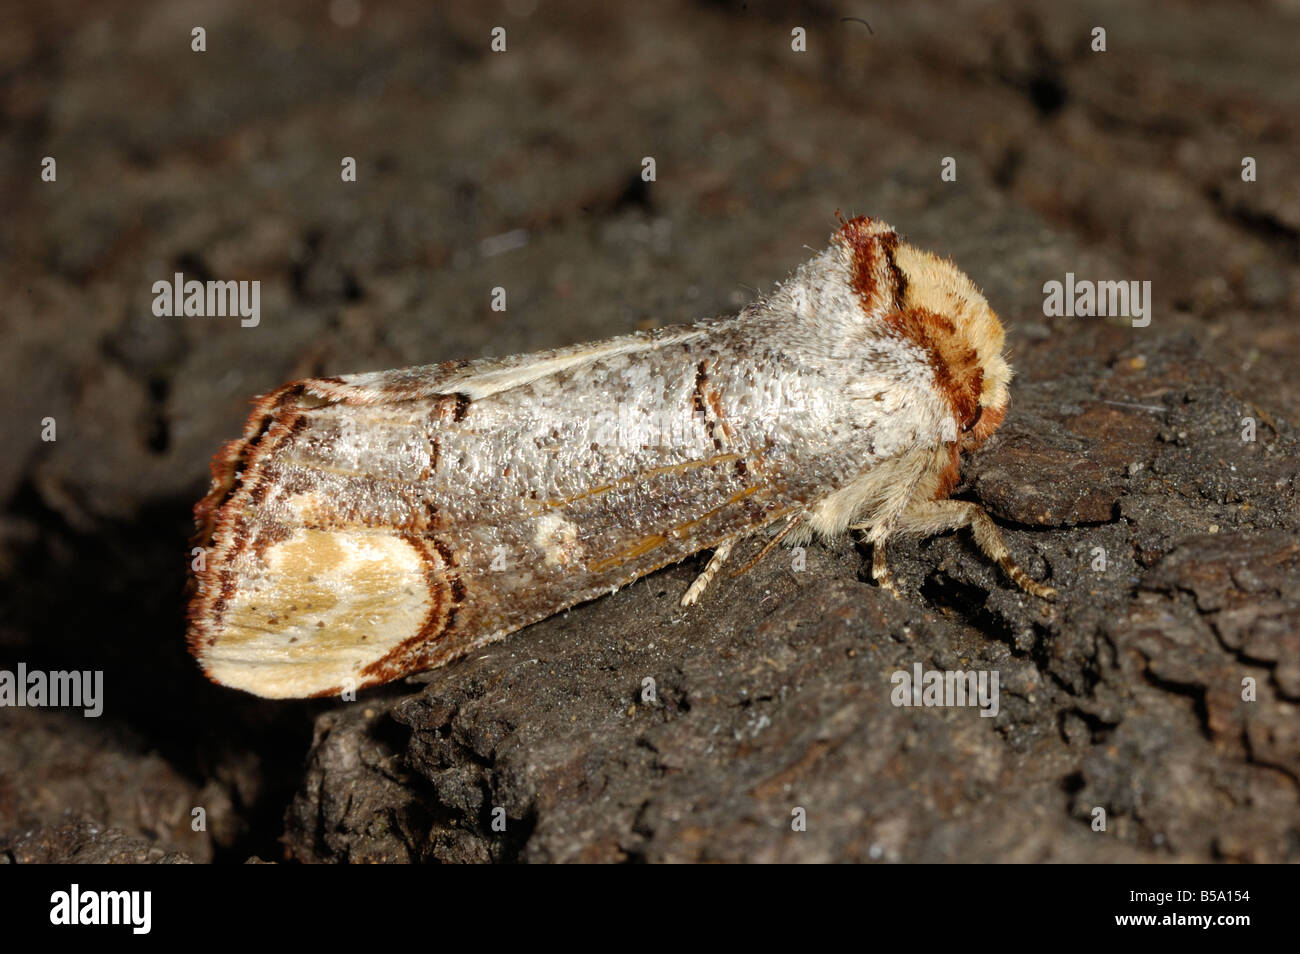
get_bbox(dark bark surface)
[1,1,1296,863]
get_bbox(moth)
[187,215,1055,699]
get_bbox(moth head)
[831,217,1013,449]
[889,241,1012,451]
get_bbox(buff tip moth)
[186,215,1055,699]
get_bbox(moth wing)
[299,326,708,405]
[192,524,451,699]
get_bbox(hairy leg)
[681,512,806,607]
[893,499,1056,598]
[846,460,936,600]
[870,537,902,599]
[681,540,733,607]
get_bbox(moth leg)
[869,537,903,600]
[681,511,803,606]
[846,519,904,599]
[681,540,734,607]
[729,512,803,578]
[846,459,939,598]
[898,500,1057,599]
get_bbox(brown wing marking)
[354,533,466,689]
